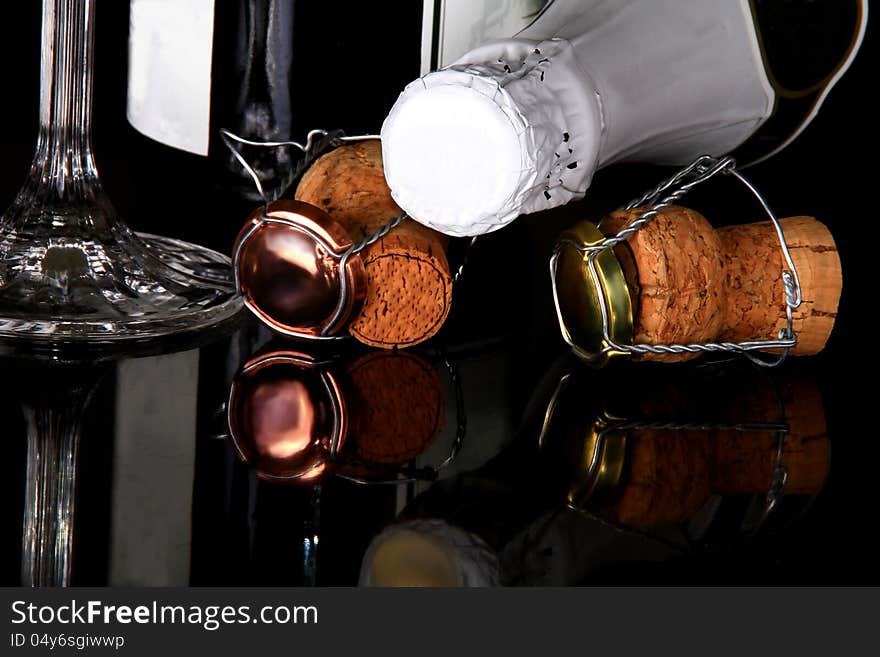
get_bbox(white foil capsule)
[382,0,778,236]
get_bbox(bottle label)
[127,0,216,156]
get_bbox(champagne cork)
[227,349,348,483]
[296,141,453,348]
[602,206,841,362]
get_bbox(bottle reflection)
[360,519,500,587]
[108,351,204,586]
[359,361,830,586]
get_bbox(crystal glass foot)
[0,0,241,343]
[0,215,242,341]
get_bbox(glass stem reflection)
[21,373,99,587]
[302,484,321,586]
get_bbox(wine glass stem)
[0,0,242,340]
[29,0,101,208]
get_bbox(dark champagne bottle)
[127,1,422,210]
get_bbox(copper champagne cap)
[227,350,347,483]
[552,221,633,365]
[233,200,367,339]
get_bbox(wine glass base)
[0,232,243,343]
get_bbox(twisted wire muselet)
[550,155,804,368]
[222,128,408,342]
[219,128,375,204]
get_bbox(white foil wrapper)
[382,0,775,237]
[383,38,598,237]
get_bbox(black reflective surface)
[0,3,876,587]
[0,293,871,585]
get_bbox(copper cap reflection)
[233,200,367,337]
[228,351,347,482]
[228,348,447,484]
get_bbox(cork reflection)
[541,362,831,534]
[359,360,831,586]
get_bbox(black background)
[0,2,877,585]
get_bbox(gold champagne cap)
[552,221,633,365]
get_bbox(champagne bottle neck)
[381,38,602,237]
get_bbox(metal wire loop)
[219,127,378,204]
[551,154,803,367]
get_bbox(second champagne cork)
[560,205,842,363]
[296,141,453,349]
